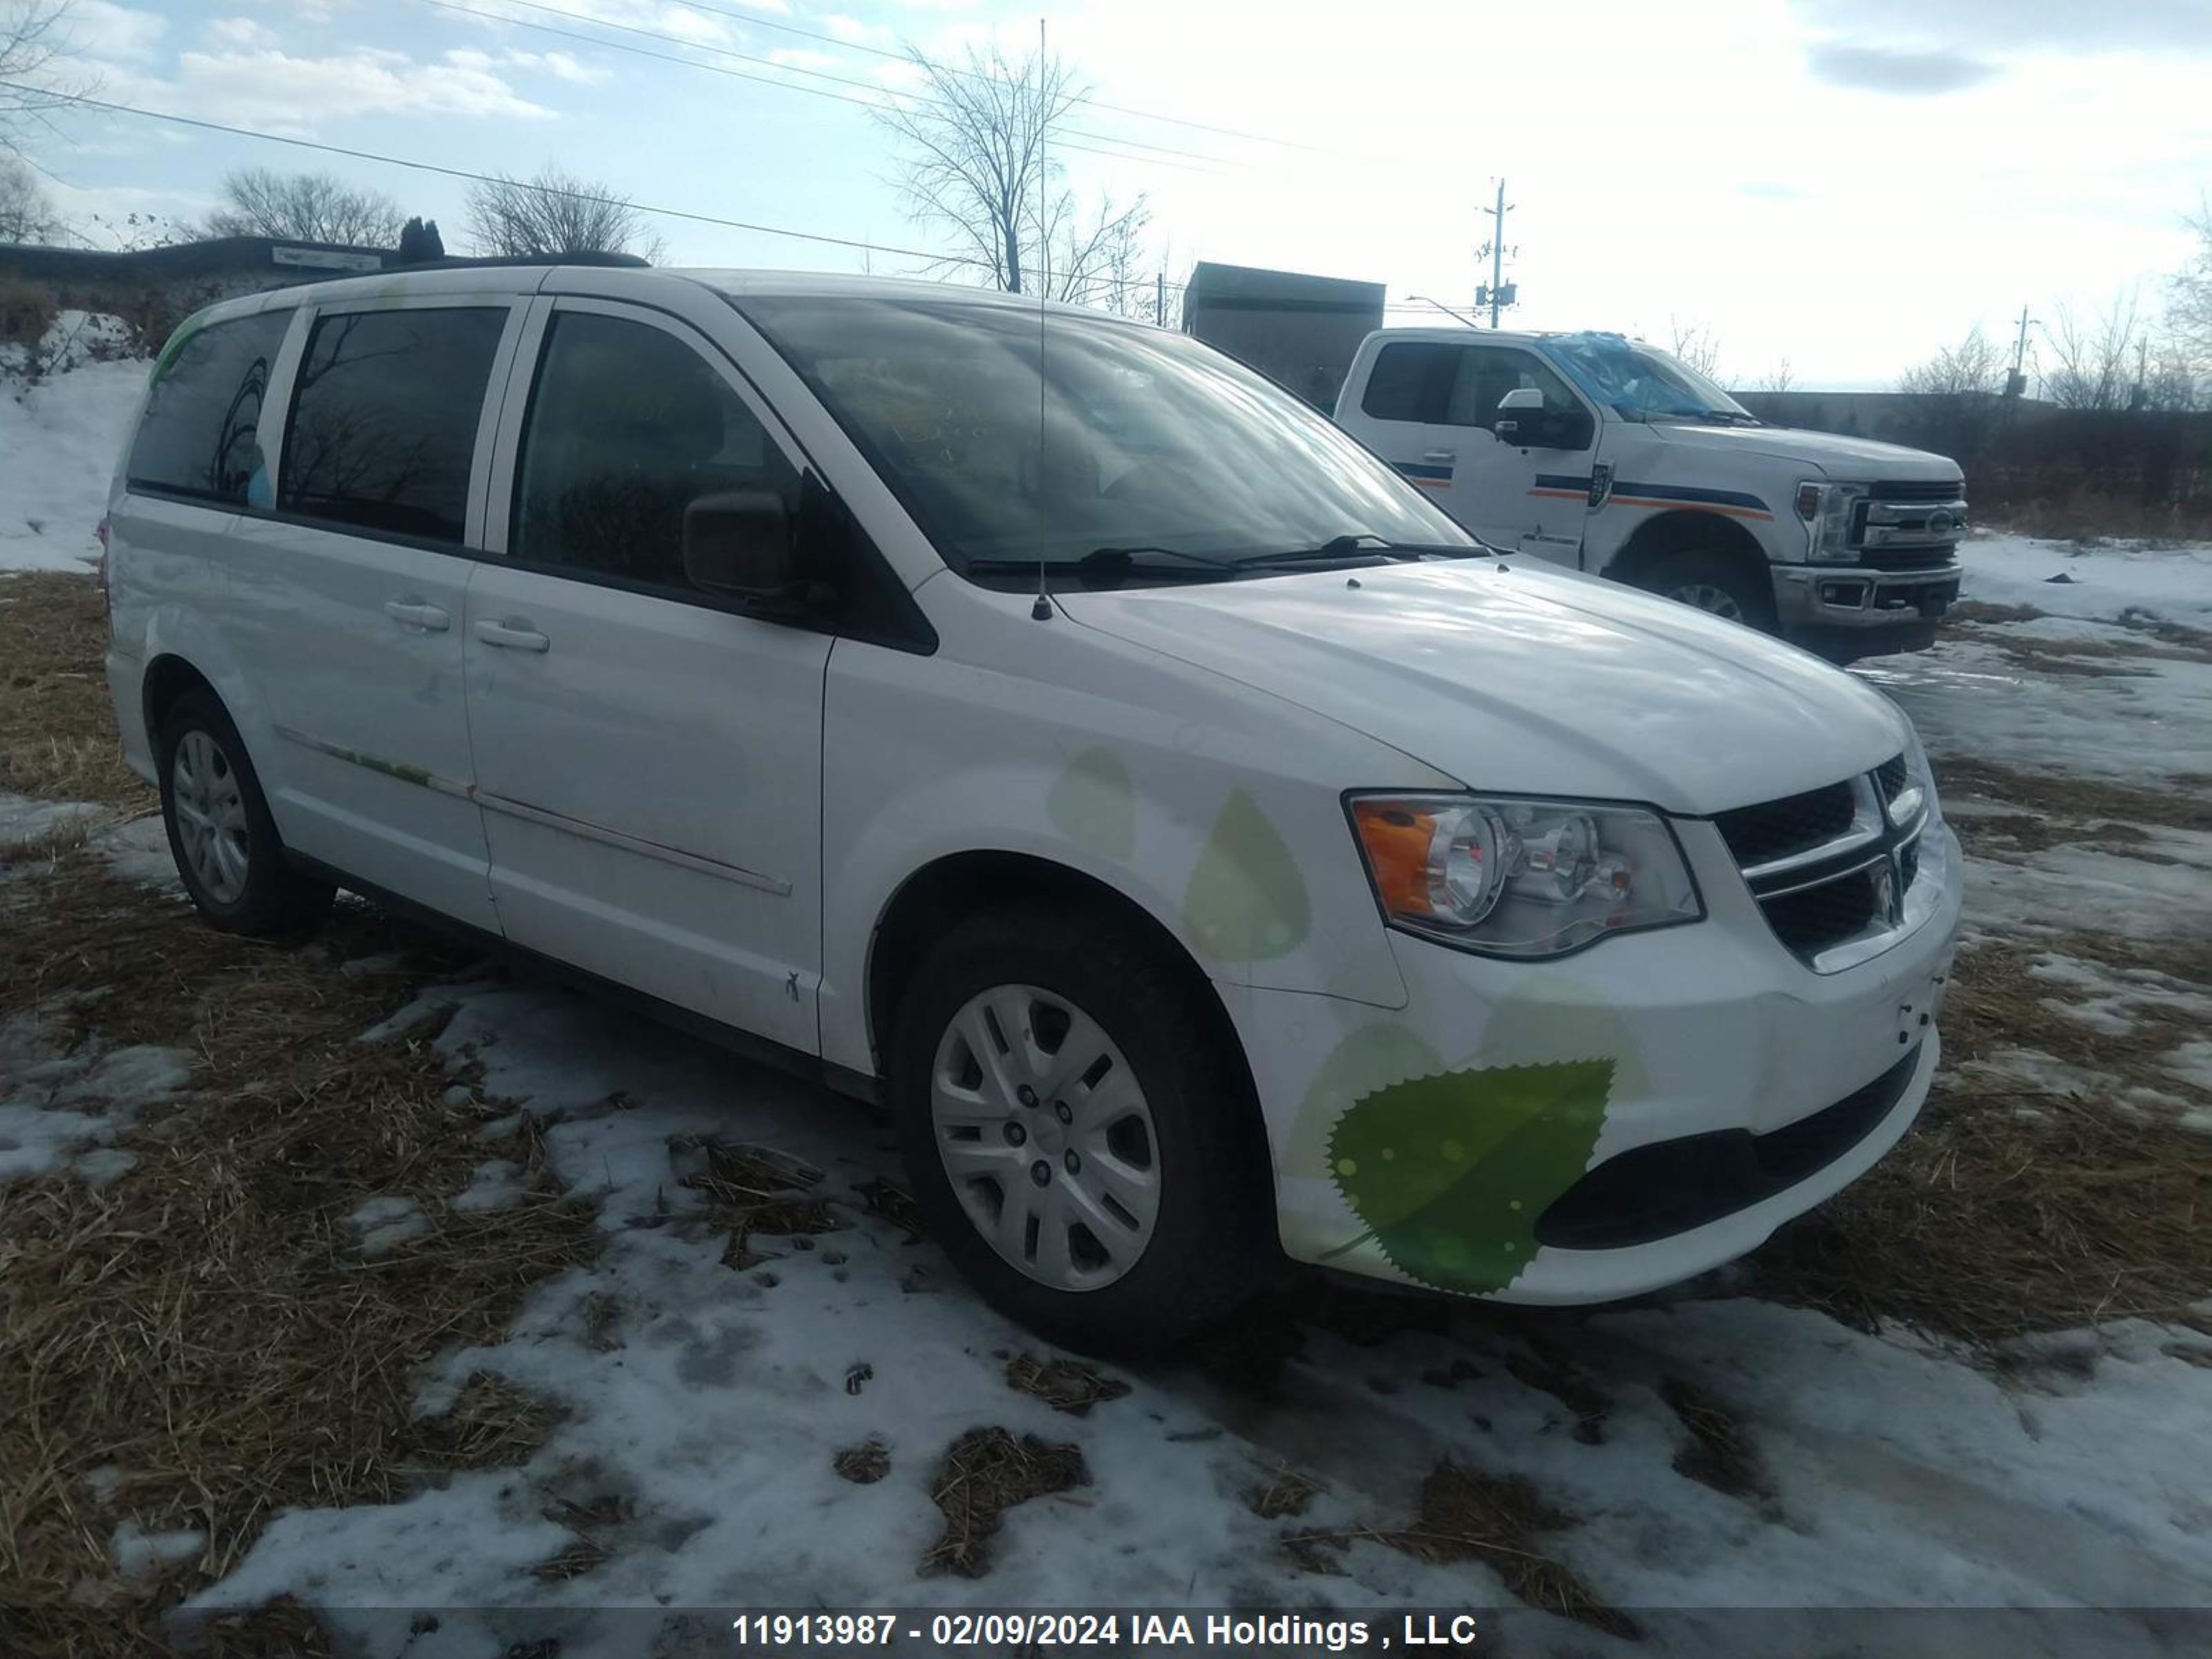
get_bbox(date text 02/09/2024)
[728,1612,1487,1651]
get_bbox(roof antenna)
[1031,15,1052,622]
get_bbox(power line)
[6,79,1192,294]
[429,0,1242,176]
[641,0,1360,156]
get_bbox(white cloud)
[102,46,556,135]
[823,14,893,46]
[206,17,281,49]
[68,1,167,62]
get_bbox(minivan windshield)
[1538,332,1756,424]
[737,295,1473,585]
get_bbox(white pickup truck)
[1333,328,1967,662]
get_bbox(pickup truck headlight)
[1796,480,1867,563]
[1349,794,1703,959]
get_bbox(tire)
[888,901,1275,1356]
[1635,547,1779,633]
[158,690,334,938]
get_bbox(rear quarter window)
[126,310,293,507]
[279,306,507,545]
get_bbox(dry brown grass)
[1003,1353,1131,1416]
[672,1135,843,1266]
[920,1428,1087,1577]
[1370,1461,1635,1639]
[833,1438,891,1484]
[1246,1461,1321,1521]
[1752,935,2212,1343]
[1660,1377,1772,1501]
[0,572,151,809]
[1934,755,2212,836]
[0,852,601,1656]
[0,276,57,348]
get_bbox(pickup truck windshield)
[736,295,1472,584]
[1539,332,1755,424]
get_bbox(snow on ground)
[1959,532,2212,628]
[174,970,2212,1659]
[1,313,146,574]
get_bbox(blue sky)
[25,0,2212,387]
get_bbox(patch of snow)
[0,795,101,851]
[111,1520,205,1578]
[0,1013,191,1181]
[349,1194,429,1256]
[2164,1041,2212,1094]
[96,812,180,889]
[0,350,147,573]
[451,1158,527,1214]
[1960,533,2212,628]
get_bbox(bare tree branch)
[2,0,95,162]
[462,165,664,263]
[873,40,1152,310]
[0,149,64,241]
[200,167,404,245]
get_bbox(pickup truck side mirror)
[682,490,802,606]
[1492,386,1593,450]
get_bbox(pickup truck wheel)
[1640,549,1778,632]
[888,903,1274,1356]
[159,691,333,937]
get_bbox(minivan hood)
[1649,422,1963,481]
[1056,561,1910,814]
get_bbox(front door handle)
[384,598,450,631]
[474,619,550,653]
[1421,449,1456,464]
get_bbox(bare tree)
[201,167,404,246]
[1667,319,1723,380]
[2,1,84,162]
[462,165,664,262]
[0,151,63,241]
[1750,357,1794,393]
[1895,324,2007,465]
[2168,195,2212,391]
[2042,292,2144,411]
[874,41,1152,307]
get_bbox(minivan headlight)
[1349,794,1703,959]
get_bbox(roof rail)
[389,252,653,271]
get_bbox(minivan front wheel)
[888,904,1273,1354]
[159,692,332,937]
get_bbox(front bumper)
[1771,559,1962,657]
[1237,819,1965,1304]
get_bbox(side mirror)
[1492,384,1546,443]
[683,490,798,603]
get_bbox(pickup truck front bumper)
[1772,557,1963,663]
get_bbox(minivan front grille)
[1718,755,1930,971]
[1712,782,1855,870]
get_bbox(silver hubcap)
[171,729,251,903]
[930,984,1161,1291]
[1670,581,1745,621]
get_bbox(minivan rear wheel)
[158,691,332,937]
[887,903,1274,1355]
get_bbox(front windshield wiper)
[965,545,1237,586]
[1693,409,1762,426]
[1232,534,1437,569]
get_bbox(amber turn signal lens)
[1352,800,1438,917]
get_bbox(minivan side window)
[512,311,802,591]
[126,310,292,507]
[279,307,505,545]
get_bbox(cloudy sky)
[22,0,2212,387]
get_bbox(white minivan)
[103,265,1963,1353]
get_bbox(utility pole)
[2007,303,2033,397]
[1156,270,1165,328]
[1477,179,1516,328]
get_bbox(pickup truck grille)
[1718,756,1932,971]
[1859,545,1958,571]
[1868,480,1962,503]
